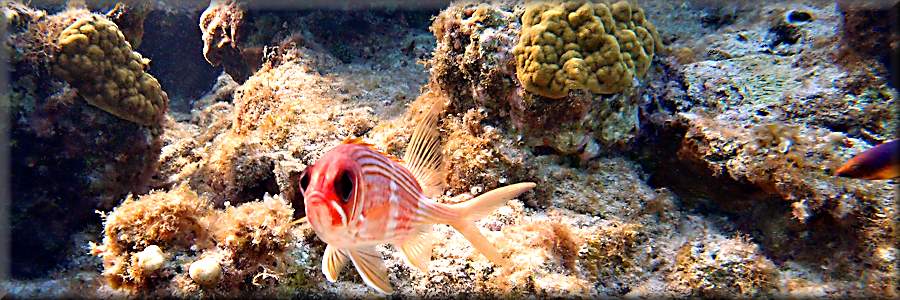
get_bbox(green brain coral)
[53,15,167,125]
[513,1,660,98]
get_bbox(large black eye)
[299,169,310,193]
[334,172,354,203]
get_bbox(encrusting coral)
[89,185,212,290]
[513,1,661,98]
[53,14,168,125]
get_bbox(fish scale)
[347,145,422,243]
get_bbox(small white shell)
[189,256,222,286]
[135,245,165,272]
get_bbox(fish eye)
[299,169,310,192]
[334,171,354,204]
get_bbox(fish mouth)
[834,163,860,178]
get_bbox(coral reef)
[54,14,168,125]
[640,0,898,297]
[430,1,657,155]
[513,1,661,98]
[3,0,899,298]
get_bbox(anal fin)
[347,247,394,294]
[396,227,435,272]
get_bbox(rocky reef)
[2,0,897,298]
[3,2,164,279]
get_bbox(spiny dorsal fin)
[402,101,446,198]
[342,137,404,164]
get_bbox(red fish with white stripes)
[298,104,536,293]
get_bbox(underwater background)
[1,0,897,298]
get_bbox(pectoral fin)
[347,247,393,294]
[322,245,349,282]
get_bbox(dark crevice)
[138,9,220,114]
[532,145,560,156]
[287,169,307,220]
[786,10,812,23]
[236,165,280,204]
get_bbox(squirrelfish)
[299,104,536,293]
[835,139,899,180]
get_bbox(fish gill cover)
[1,0,897,298]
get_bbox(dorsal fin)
[342,137,375,147]
[402,101,446,198]
[342,137,404,163]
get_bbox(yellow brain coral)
[53,14,167,125]
[513,1,661,98]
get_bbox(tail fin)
[445,182,536,266]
